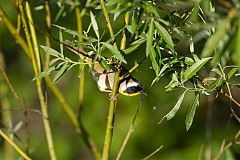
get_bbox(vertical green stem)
[19,1,57,159]
[75,0,85,115]
[99,0,127,159]
[44,0,51,69]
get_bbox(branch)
[0,129,32,160]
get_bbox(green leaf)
[32,66,55,80]
[154,21,174,52]
[159,91,186,124]
[182,57,212,82]
[142,1,159,17]
[99,58,111,71]
[185,93,200,131]
[53,24,88,40]
[149,46,159,75]
[201,11,236,57]
[227,67,238,80]
[151,63,169,86]
[53,62,70,83]
[233,20,240,66]
[90,11,99,39]
[207,78,222,91]
[59,29,64,58]
[146,19,154,57]
[40,45,61,57]
[102,42,127,63]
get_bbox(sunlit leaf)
[182,57,211,82]
[227,67,238,80]
[142,1,159,17]
[185,93,199,131]
[90,11,99,39]
[102,42,127,63]
[154,21,174,52]
[59,29,64,57]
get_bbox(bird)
[63,40,146,96]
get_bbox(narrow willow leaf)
[154,21,174,52]
[40,45,61,57]
[59,29,64,57]
[130,6,138,34]
[151,63,169,86]
[142,1,160,17]
[149,46,159,75]
[233,20,240,66]
[99,58,111,71]
[146,19,154,57]
[201,10,236,57]
[13,121,23,132]
[159,91,186,124]
[90,11,99,39]
[106,0,127,6]
[185,93,200,131]
[53,24,88,39]
[124,44,141,54]
[49,58,60,66]
[130,38,146,45]
[102,42,127,63]
[227,67,238,80]
[53,62,69,83]
[207,78,222,91]
[182,57,211,82]
[33,66,55,80]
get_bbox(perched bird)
[64,41,146,96]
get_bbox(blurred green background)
[0,0,240,160]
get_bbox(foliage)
[0,0,240,159]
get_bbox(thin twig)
[220,89,240,108]
[116,101,141,160]
[214,129,240,160]
[142,145,164,160]
[0,129,32,160]
[0,63,20,100]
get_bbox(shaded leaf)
[142,1,159,17]
[33,66,55,80]
[102,42,127,63]
[99,58,111,71]
[201,10,236,57]
[146,19,154,57]
[149,46,159,75]
[40,45,61,57]
[53,62,70,83]
[159,91,186,124]
[182,57,211,82]
[154,21,174,52]
[185,93,200,131]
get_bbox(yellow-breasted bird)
[64,41,146,96]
